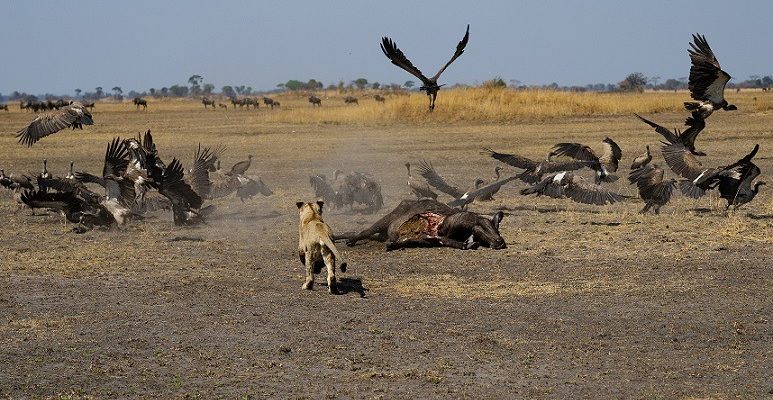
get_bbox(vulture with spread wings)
[482,147,594,183]
[16,102,94,146]
[628,164,677,214]
[546,137,623,183]
[381,24,469,111]
[693,145,764,209]
[684,33,736,118]
[520,171,624,206]
[635,112,707,156]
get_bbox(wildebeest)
[202,97,216,109]
[374,94,386,103]
[82,102,95,111]
[133,97,148,110]
[263,97,280,109]
[340,199,506,251]
[0,104,8,111]
[243,98,260,109]
[344,96,359,105]
[309,95,322,107]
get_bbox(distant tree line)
[4,72,772,101]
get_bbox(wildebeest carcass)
[133,97,148,110]
[340,199,506,251]
[310,171,383,213]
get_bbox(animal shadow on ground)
[337,277,367,298]
[747,213,773,220]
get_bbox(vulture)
[693,144,764,209]
[546,137,623,183]
[448,175,520,208]
[684,33,736,119]
[235,175,273,202]
[65,162,75,180]
[473,166,505,201]
[405,162,438,200]
[630,145,652,170]
[227,155,253,176]
[635,112,707,156]
[381,24,469,111]
[0,169,35,212]
[628,164,677,214]
[520,171,624,206]
[659,142,761,199]
[414,160,518,208]
[482,148,593,183]
[16,102,94,146]
[309,171,383,213]
[158,158,210,225]
[39,159,51,179]
[23,140,139,231]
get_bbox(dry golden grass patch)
[25,87,772,125]
[378,273,697,300]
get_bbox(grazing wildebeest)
[243,98,260,109]
[133,97,147,110]
[309,95,322,107]
[263,97,279,109]
[374,94,386,103]
[202,97,216,109]
[339,199,506,251]
[0,104,8,111]
[81,102,95,111]
[344,96,359,105]
[218,103,228,110]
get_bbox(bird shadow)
[337,277,367,298]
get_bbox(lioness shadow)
[337,277,367,298]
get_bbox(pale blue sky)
[2,0,772,95]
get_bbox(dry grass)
[20,87,773,125]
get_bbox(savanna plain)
[0,89,771,399]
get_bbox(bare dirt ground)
[0,99,771,399]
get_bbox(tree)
[95,87,104,98]
[202,83,215,95]
[276,83,285,91]
[648,76,661,87]
[371,82,381,90]
[160,87,169,97]
[284,80,304,91]
[112,86,123,97]
[353,78,368,90]
[404,80,415,89]
[221,85,236,98]
[307,79,323,90]
[762,76,773,88]
[663,78,682,91]
[188,75,203,96]
[149,88,156,97]
[618,72,647,93]
[75,88,82,98]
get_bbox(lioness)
[296,201,347,294]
